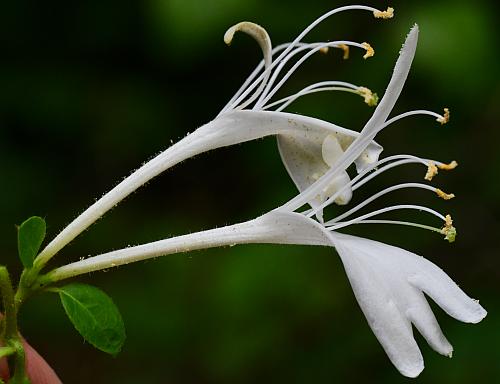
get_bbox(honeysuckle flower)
[32,5,392,270]
[40,19,485,378]
[42,209,484,378]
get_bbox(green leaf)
[17,216,46,268]
[56,283,126,355]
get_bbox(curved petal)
[406,299,453,357]
[280,26,418,213]
[333,235,424,377]
[408,272,487,323]
[362,25,419,134]
[329,232,486,377]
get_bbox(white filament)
[254,41,367,109]
[325,182,438,225]
[326,204,446,231]
[224,5,382,113]
[307,154,433,218]
[263,81,361,111]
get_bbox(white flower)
[32,5,485,378]
[40,15,486,378]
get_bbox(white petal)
[333,235,424,377]
[278,27,418,212]
[323,132,383,173]
[277,133,353,218]
[406,298,453,357]
[199,109,382,158]
[408,272,487,324]
[250,210,332,246]
[321,171,352,206]
[322,134,344,167]
[329,232,486,376]
[363,25,419,135]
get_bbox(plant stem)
[0,267,29,383]
[0,267,18,340]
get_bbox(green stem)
[0,267,18,340]
[0,267,29,383]
[8,339,28,384]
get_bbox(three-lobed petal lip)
[330,232,486,377]
[254,212,487,378]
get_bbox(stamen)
[425,161,438,181]
[262,81,373,111]
[352,219,443,234]
[441,214,457,242]
[255,41,371,109]
[222,42,323,114]
[436,108,450,124]
[361,42,375,59]
[373,7,394,19]
[326,204,446,231]
[319,43,351,58]
[357,87,379,106]
[338,43,350,59]
[224,22,273,110]
[308,154,438,218]
[224,5,387,112]
[438,160,458,170]
[325,182,439,226]
[436,188,455,200]
[385,109,444,127]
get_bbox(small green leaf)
[17,216,46,268]
[56,283,126,355]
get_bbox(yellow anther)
[441,214,456,243]
[338,44,349,59]
[373,7,394,19]
[319,46,329,54]
[357,87,379,107]
[438,160,458,171]
[425,161,438,181]
[437,108,450,125]
[361,42,374,59]
[444,214,453,227]
[436,188,455,200]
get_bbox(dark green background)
[0,0,498,382]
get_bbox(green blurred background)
[0,0,499,382]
